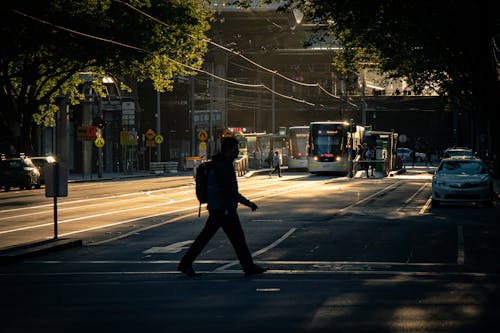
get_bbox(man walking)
[269,151,281,177]
[178,137,267,277]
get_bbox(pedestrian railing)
[234,155,249,176]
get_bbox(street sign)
[120,131,138,145]
[145,129,156,140]
[145,140,156,147]
[222,128,234,138]
[198,130,208,141]
[94,137,105,148]
[199,141,207,157]
[154,134,164,144]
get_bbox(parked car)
[432,156,494,207]
[396,148,425,162]
[30,156,56,185]
[0,157,41,191]
[443,147,473,158]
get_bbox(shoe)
[244,265,268,277]
[178,264,201,277]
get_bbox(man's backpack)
[195,161,212,216]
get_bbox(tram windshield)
[289,127,308,159]
[310,123,347,158]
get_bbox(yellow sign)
[120,131,138,145]
[154,134,164,144]
[198,130,208,141]
[145,140,156,147]
[145,129,156,140]
[94,137,105,148]
[222,128,234,138]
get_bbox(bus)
[307,121,365,174]
[286,126,309,170]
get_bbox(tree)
[274,0,500,167]
[0,0,212,153]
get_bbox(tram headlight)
[336,156,341,161]
[313,156,318,161]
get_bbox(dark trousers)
[270,165,281,176]
[179,210,254,270]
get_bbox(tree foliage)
[269,0,499,160]
[0,0,212,153]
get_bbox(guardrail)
[234,155,249,176]
[150,161,178,174]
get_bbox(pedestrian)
[178,137,267,277]
[269,151,281,177]
[425,150,433,166]
[363,143,373,177]
[369,147,376,176]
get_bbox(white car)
[432,157,494,207]
[443,147,473,158]
[396,148,425,162]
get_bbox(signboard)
[199,141,207,157]
[154,134,164,145]
[76,126,97,141]
[145,140,156,147]
[94,137,105,148]
[44,163,68,197]
[222,128,234,138]
[145,129,156,140]
[120,131,138,145]
[197,130,208,141]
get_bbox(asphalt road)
[1,167,499,332]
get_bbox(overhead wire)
[11,8,315,106]
[111,0,359,108]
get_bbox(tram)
[307,121,365,174]
[286,126,309,170]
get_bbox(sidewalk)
[68,170,192,183]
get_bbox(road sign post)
[45,162,68,239]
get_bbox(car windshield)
[438,161,486,175]
[445,150,472,157]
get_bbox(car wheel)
[431,199,440,207]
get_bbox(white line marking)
[420,196,432,214]
[215,228,297,271]
[397,183,428,212]
[339,181,402,213]
[457,225,464,265]
[143,240,194,254]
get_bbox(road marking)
[457,225,464,265]
[0,178,336,237]
[215,228,297,271]
[339,181,402,213]
[398,183,428,212]
[420,196,432,214]
[143,240,194,254]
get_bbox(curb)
[0,238,82,263]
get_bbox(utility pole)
[156,90,161,161]
[191,76,196,156]
[272,73,276,134]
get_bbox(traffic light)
[94,117,105,129]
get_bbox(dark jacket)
[207,153,251,211]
